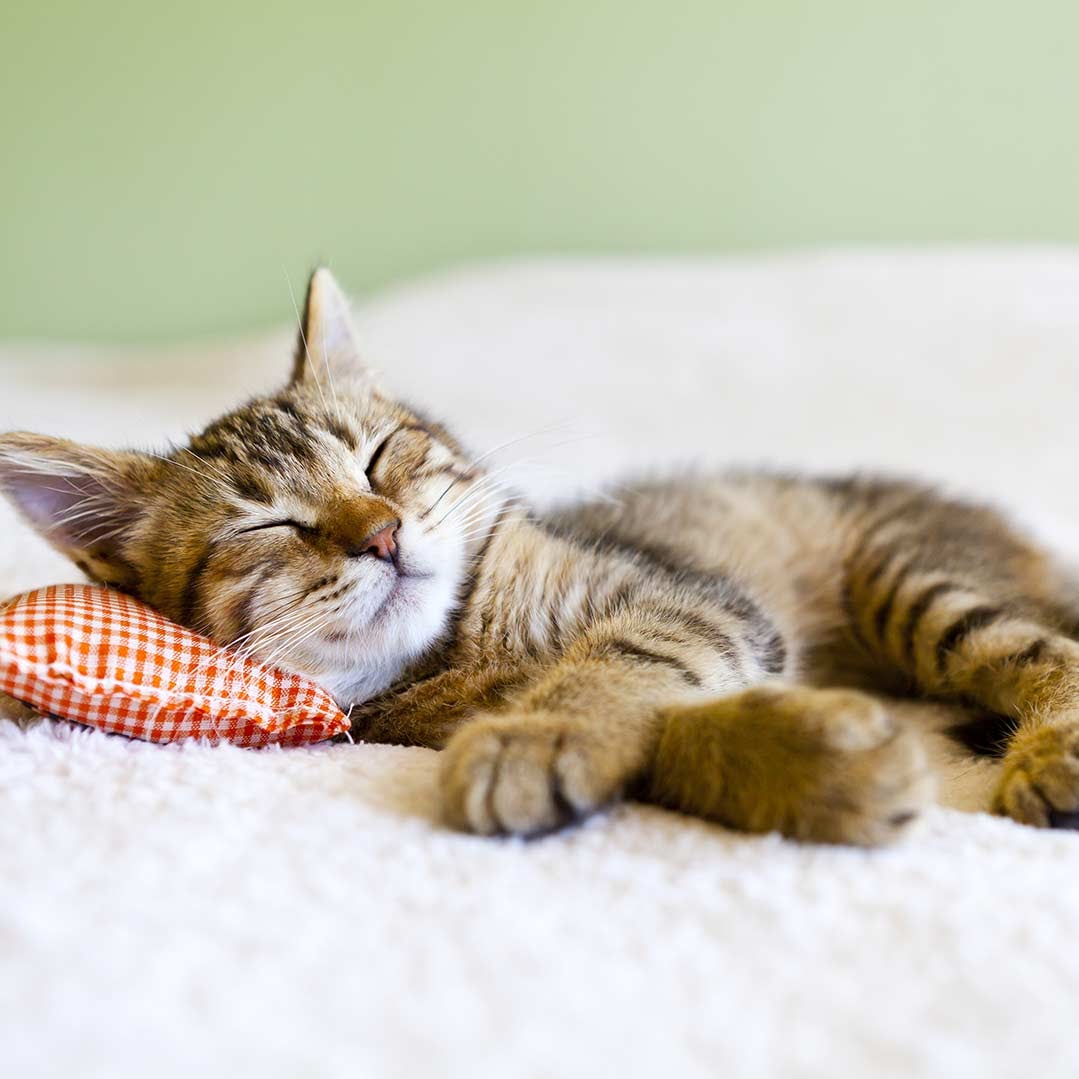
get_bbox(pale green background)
[3,1,1078,342]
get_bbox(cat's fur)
[4,268,1079,844]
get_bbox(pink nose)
[362,522,399,562]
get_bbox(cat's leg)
[438,639,688,836]
[0,690,45,729]
[439,606,929,842]
[347,664,528,748]
[647,685,932,846]
[844,541,1079,827]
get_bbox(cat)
[3,267,1079,844]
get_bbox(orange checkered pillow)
[0,584,349,746]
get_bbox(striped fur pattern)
[4,269,1079,845]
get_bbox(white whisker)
[285,267,331,413]
[179,447,233,484]
[47,504,112,533]
[145,451,219,486]
[422,420,580,520]
[256,610,338,675]
[230,607,337,695]
[317,289,341,410]
[450,490,512,533]
[435,477,513,529]
[189,582,321,681]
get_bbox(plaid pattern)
[0,584,349,747]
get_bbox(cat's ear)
[0,433,151,588]
[291,267,374,392]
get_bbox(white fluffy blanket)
[3,252,1079,1078]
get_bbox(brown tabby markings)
[5,268,1079,843]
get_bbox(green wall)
[3,1,1079,342]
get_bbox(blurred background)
[4,0,1079,342]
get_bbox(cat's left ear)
[291,268,375,391]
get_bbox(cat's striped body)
[356,471,1079,840]
[4,269,1079,844]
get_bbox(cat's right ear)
[290,267,376,393]
[0,433,152,588]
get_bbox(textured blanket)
[3,252,1079,1078]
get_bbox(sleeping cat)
[3,267,1078,844]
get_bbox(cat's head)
[0,269,505,702]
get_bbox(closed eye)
[238,520,317,536]
[365,432,395,480]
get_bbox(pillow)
[0,584,349,746]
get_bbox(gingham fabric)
[0,583,349,746]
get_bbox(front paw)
[440,713,627,836]
[993,722,1079,828]
[0,691,45,729]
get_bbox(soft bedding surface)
[3,251,1079,1078]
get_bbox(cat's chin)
[318,662,411,710]
[274,639,413,707]
[281,572,459,706]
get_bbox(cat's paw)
[652,687,934,847]
[440,713,627,836]
[993,722,1079,828]
[0,691,45,729]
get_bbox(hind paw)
[652,686,935,847]
[994,722,1079,828]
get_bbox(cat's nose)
[358,520,400,562]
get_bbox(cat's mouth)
[373,570,434,615]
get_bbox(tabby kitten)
[3,268,1079,844]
